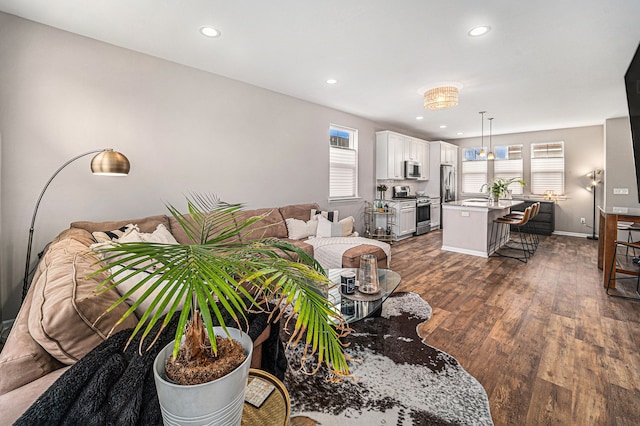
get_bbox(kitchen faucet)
[479,183,488,193]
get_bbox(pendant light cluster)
[478,111,495,160]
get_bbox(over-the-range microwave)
[404,160,422,179]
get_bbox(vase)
[153,327,253,426]
[379,191,385,201]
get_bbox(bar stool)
[606,240,640,300]
[617,221,640,257]
[505,202,540,251]
[490,206,533,262]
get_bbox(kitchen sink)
[460,198,490,207]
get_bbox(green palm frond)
[91,194,351,379]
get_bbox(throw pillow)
[310,209,339,222]
[91,224,136,243]
[285,218,318,240]
[316,215,355,238]
[118,223,178,245]
[109,265,184,319]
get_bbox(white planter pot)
[153,327,254,426]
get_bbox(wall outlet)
[613,188,629,195]
[461,211,470,217]
[580,217,586,224]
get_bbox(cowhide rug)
[283,292,494,425]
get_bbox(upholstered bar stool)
[505,202,540,251]
[490,206,533,263]
[606,240,640,300]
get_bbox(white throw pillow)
[110,265,184,319]
[310,209,339,222]
[118,223,178,245]
[285,218,318,240]
[316,215,355,238]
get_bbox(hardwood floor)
[391,231,640,426]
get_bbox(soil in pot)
[164,312,247,385]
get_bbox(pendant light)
[479,111,486,157]
[487,117,495,160]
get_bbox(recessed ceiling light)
[468,26,491,37]
[416,116,424,120]
[326,79,338,84]
[200,26,221,38]
[457,132,464,135]
[440,125,447,129]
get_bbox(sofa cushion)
[279,203,320,221]
[70,215,170,234]
[28,236,138,365]
[279,238,314,258]
[0,281,64,396]
[235,208,288,242]
[168,214,241,245]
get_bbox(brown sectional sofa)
[0,202,388,422]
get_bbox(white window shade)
[461,160,487,194]
[494,159,524,195]
[531,142,564,195]
[330,146,357,198]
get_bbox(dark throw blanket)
[16,312,286,426]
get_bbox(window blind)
[329,146,357,198]
[531,142,564,195]
[494,158,524,195]
[461,160,487,194]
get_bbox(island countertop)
[443,199,524,210]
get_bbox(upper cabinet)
[439,141,458,166]
[376,131,430,180]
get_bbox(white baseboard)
[441,245,489,258]
[553,231,594,238]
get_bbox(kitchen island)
[441,199,524,257]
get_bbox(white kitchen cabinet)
[440,141,458,166]
[430,200,441,230]
[387,200,416,240]
[416,140,430,180]
[376,131,405,180]
[377,131,430,180]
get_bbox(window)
[461,147,487,193]
[329,125,358,199]
[494,145,524,195]
[530,142,564,195]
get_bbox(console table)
[597,206,640,288]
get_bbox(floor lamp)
[586,168,602,240]
[22,149,131,301]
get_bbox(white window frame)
[493,145,524,195]
[530,141,565,195]
[461,147,488,194]
[329,124,358,200]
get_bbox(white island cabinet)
[441,199,524,257]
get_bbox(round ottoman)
[342,245,388,269]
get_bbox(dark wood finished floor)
[391,231,640,426]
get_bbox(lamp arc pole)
[22,148,129,300]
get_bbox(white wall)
[451,125,604,235]
[0,13,384,319]
[604,117,639,208]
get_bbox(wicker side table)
[242,369,290,426]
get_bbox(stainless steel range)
[392,186,431,235]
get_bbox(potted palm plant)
[92,194,350,424]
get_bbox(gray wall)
[451,125,604,236]
[0,13,382,320]
[604,117,639,208]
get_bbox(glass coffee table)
[326,268,401,323]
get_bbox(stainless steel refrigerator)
[440,164,456,203]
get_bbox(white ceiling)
[1,0,639,140]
